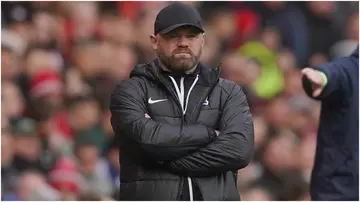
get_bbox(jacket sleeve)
[110,80,217,162]
[166,84,254,177]
[302,51,358,101]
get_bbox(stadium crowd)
[1,1,358,201]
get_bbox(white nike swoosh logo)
[148,97,168,104]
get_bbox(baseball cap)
[154,3,204,35]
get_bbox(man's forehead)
[161,26,204,35]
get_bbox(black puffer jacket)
[110,59,254,201]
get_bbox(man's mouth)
[174,52,191,57]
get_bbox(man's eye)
[169,35,178,38]
[188,34,196,38]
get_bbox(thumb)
[313,87,322,97]
[301,67,313,75]
[301,68,313,79]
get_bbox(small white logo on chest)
[203,97,209,106]
[148,97,168,104]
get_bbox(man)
[110,3,254,201]
[301,46,359,200]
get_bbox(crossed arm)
[110,80,217,162]
[110,80,254,175]
[166,84,254,176]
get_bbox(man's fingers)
[301,67,314,77]
[302,67,324,96]
[302,68,323,85]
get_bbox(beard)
[156,46,202,74]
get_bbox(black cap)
[154,3,204,35]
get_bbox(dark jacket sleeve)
[302,47,359,101]
[166,84,254,177]
[110,80,216,162]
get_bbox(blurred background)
[1,1,359,201]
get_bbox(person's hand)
[301,67,326,97]
[215,130,220,136]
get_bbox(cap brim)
[158,23,204,35]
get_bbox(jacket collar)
[151,59,219,87]
[155,58,200,77]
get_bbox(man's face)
[33,11,57,46]
[76,145,98,175]
[1,49,20,81]
[15,135,41,161]
[1,131,14,166]
[151,26,205,73]
[69,100,100,131]
[2,81,24,119]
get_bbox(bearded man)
[110,3,254,201]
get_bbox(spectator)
[330,12,359,58]
[256,2,309,66]
[16,170,61,200]
[302,1,343,62]
[238,27,285,100]
[1,129,18,200]
[11,118,46,173]
[104,137,120,197]
[2,81,25,120]
[1,30,26,82]
[68,95,107,152]
[74,136,113,196]
[48,157,82,200]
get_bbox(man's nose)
[177,36,189,47]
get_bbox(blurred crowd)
[1,1,358,201]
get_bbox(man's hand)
[215,130,220,136]
[301,67,327,97]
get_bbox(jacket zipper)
[154,61,221,200]
[184,75,198,202]
[185,75,218,201]
[158,76,185,121]
[169,74,199,201]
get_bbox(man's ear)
[201,33,205,48]
[150,34,158,50]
